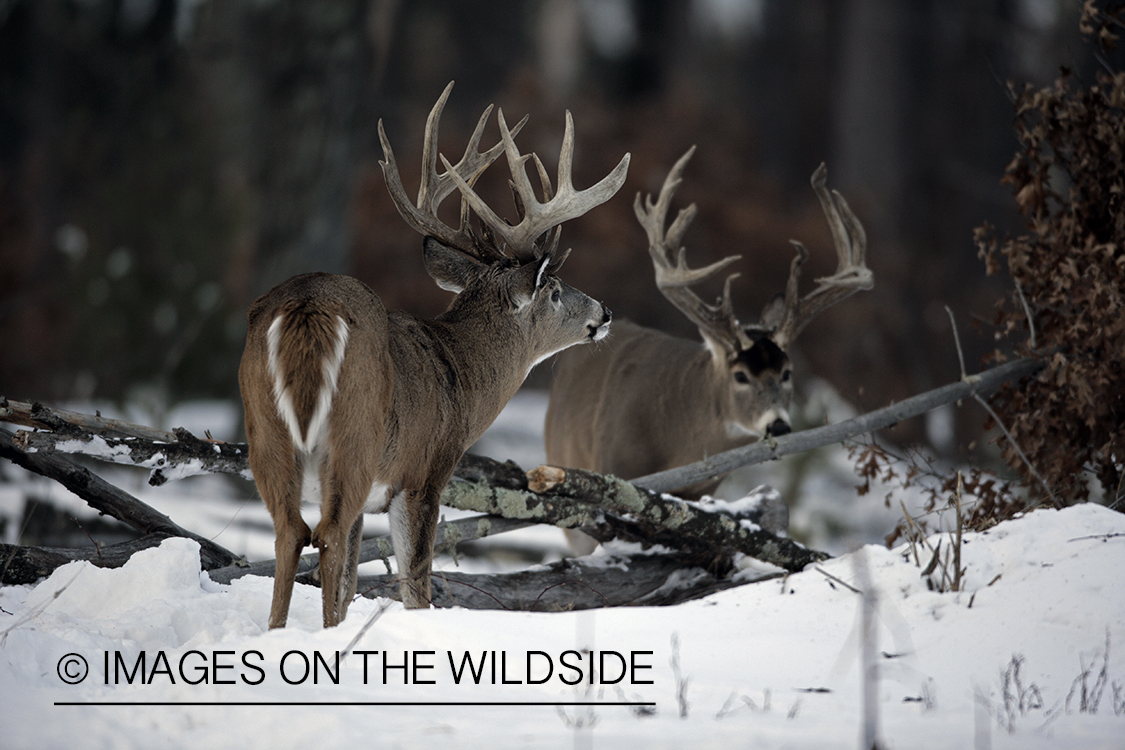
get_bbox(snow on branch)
[0,429,239,583]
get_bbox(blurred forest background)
[0,0,1114,455]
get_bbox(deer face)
[424,237,611,369]
[723,335,793,440]
[507,251,613,368]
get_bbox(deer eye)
[734,371,751,385]
[782,370,792,383]
[551,287,561,303]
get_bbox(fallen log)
[0,429,238,580]
[0,534,186,585]
[353,553,777,611]
[2,356,1044,492]
[4,406,822,574]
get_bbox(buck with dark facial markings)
[545,148,871,554]
[239,83,629,627]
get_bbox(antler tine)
[446,109,631,262]
[379,82,526,262]
[772,163,874,348]
[380,120,467,251]
[637,146,690,258]
[529,152,555,206]
[422,98,529,214]
[416,80,455,213]
[636,147,745,353]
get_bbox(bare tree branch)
[1,398,178,442]
[12,427,252,485]
[3,356,1045,494]
[630,356,1045,494]
[0,429,238,579]
[353,553,777,611]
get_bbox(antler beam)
[772,163,873,348]
[635,146,747,353]
[378,81,527,262]
[445,110,631,262]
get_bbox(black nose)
[765,419,791,437]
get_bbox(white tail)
[545,149,870,552]
[240,82,628,627]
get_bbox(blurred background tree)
[0,0,1111,452]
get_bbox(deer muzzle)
[765,418,791,438]
[588,305,612,342]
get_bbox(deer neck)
[428,306,535,440]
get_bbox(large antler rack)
[635,146,749,354]
[771,163,873,349]
[378,81,528,264]
[443,109,631,264]
[380,82,630,268]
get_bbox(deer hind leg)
[389,487,440,609]
[313,457,379,627]
[312,483,373,627]
[267,497,311,630]
[339,513,364,615]
[247,409,310,630]
[310,505,353,628]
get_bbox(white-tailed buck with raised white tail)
[545,147,871,553]
[240,82,628,627]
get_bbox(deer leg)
[314,458,377,627]
[267,501,311,630]
[339,513,364,616]
[250,423,309,630]
[390,487,439,609]
[311,504,353,628]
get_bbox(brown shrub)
[976,0,1125,509]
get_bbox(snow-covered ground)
[1,391,1123,748]
[1,504,1122,749]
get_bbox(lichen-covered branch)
[441,471,826,572]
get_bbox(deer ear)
[505,254,550,311]
[699,328,738,363]
[423,237,487,293]
[534,251,555,290]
